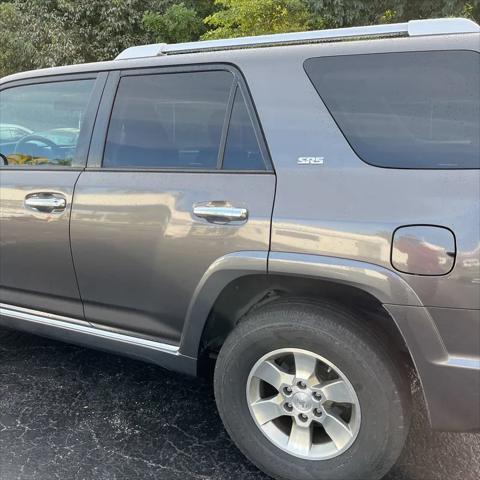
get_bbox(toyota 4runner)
[1,17,479,480]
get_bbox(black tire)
[214,300,411,480]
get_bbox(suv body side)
[0,32,479,433]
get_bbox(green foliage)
[0,0,478,77]
[144,3,204,43]
[203,0,313,39]
[305,0,384,27]
[0,2,36,76]
[389,0,479,22]
[12,0,158,64]
[305,0,480,27]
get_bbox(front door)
[70,66,275,345]
[0,74,103,318]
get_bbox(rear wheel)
[214,301,411,480]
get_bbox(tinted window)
[304,51,480,169]
[104,71,233,169]
[223,88,264,170]
[0,80,95,166]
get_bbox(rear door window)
[103,68,269,171]
[304,51,480,169]
[103,70,233,169]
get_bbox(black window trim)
[88,63,273,173]
[303,49,480,171]
[217,81,237,170]
[0,72,107,171]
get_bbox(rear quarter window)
[304,51,480,169]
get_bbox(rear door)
[70,65,275,344]
[0,74,105,318]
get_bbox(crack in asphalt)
[0,328,478,480]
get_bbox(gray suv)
[1,17,479,480]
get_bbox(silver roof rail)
[115,18,480,60]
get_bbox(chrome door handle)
[193,202,248,223]
[25,194,67,213]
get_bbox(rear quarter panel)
[234,35,480,310]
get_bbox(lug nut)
[313,408,323,417]
[284,402,293,412]
[313,392,322,401]
[299,413,308,422]
[297,381,307,389]
[283,386,293,395]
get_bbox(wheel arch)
[179,251,423,363]
[180,251,470,431]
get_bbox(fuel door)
[391,225,456,276]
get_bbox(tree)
[143,3,204,43]
[0,2,36,76]
[0,0,216,74]
[12,0,156,64]
[305,0,385,28]
[384,0,479,23]
[1,0,478,77]
[305,0,479,27]
[202,0,316,39]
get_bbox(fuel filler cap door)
[391,225,456,276]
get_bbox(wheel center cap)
[292,392,312,412]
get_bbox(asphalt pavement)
[0,327,478,480]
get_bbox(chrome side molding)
[0,303,88,326]
[0,303,196,375]
[0,303,178,353]
[445,356,480,370]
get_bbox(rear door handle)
[25,193,67,213]
[193,202,248,223]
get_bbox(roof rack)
[115,18,480,60]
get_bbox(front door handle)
[193,201,248,223]
[25,193,67,213]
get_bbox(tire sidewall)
[214,303,409,480]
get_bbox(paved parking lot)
[0,327,479,480]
